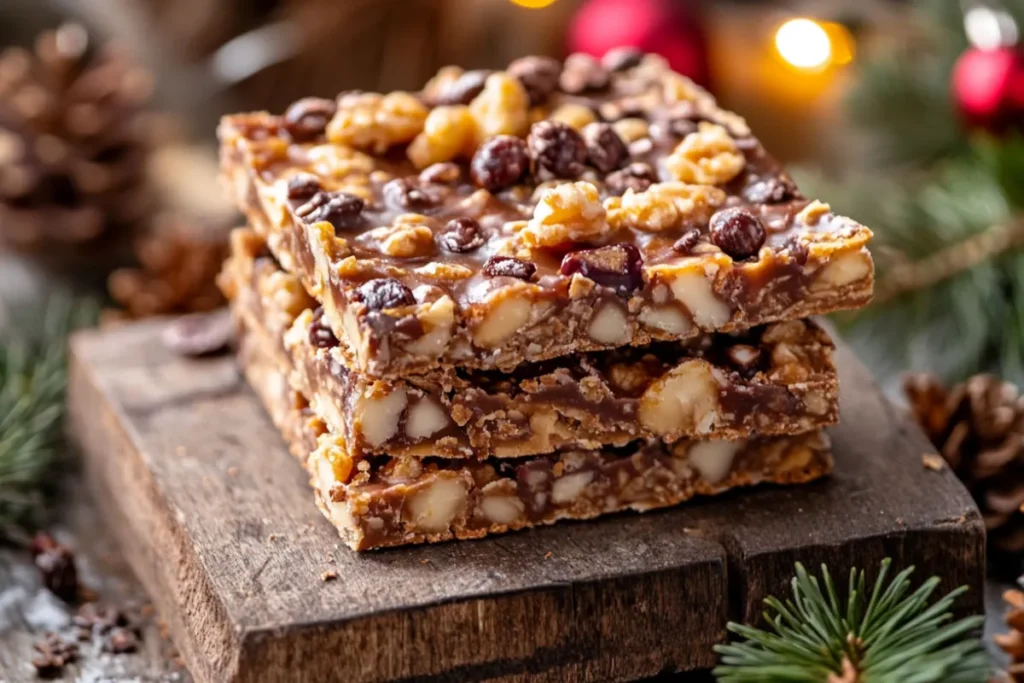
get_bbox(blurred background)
[0,0,1023,387]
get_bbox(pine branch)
[0,296,94,536]
[713,559,988,683]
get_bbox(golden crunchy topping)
[422,66,464,101]
[303,144,376,180]
[519,181,607,248]
[605,181,726,232]
[415,262,475,280]
[612,117,650,143]
[662,72,715,106]
[607,361,654,394]
[469,73,530,143]
[665,122,745,186]
[407,105,476,169]
[368,215,436,258]
[326,92,428,154]
[548,103,597,131]
[797,200,831,226]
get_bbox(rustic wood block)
[67,319,985,683]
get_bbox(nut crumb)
[543,551,553,560]
[321,570,338,582]
[420,559,432,565]
[922,453,945,471]
[268,533,280,542]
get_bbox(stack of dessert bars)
[217,51,874,551]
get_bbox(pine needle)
[713,559,988,683]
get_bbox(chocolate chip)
[672,229,702,255]
[356,278,415,311]
[419,162,461,185]
[440,217,485,253]
[103,627,139,654]
[742,175,800,204]
[602,47,645,72]
[483,255,536,281]
[528,120,587,179]
[434,69,491,105]
[286,173,322,200]
[508,56,562,106]
[309,307,339,348]
[559,53,610,94]
[605,162,657,196]
[470,135,530,190]
[582,122,629,173]
[161,310,233,358]
[560,243,643,296]
[382,177,439,210]
[295,190,365,229]
[31,532,78,603]
[283,97,336,141]
[710,208,766,261]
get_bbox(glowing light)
[775,18,832,70]
[509,0,559,8]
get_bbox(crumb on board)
[268,533,280,542]
[321,570,338,582]
[544,552,553,560]
[420,559,431,565]
[922,453,945,471]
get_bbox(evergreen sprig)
[0,297,92,536]
[713,559,988,683]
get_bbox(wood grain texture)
[67,318,984,683]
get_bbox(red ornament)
[951,45,1024,132]
[567,0,710,87]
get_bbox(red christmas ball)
[567,0,710,87]
[951,45,1024,131]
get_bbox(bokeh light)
[775,18,832,70]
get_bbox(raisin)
[382,177,438,210]
[283,97,336,141]
[672,229,702,255]
[286,173,322,201]
[528,120,587,179]
[470,135,530,190]
[559,53,610,94]
[309,307,339,348]
[483,255,536,281]
[742,175,800,204]
[355,278,415,311]
[507,56,562,106]
[605,162,657,196]
[709,208,766,261]
[440,217,485,253]
[602,47,645,72]
[435,69,491,105]
[560,244,643,296]
[582,122,629,173]
[295,190,365,229]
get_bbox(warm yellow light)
[775,18,832,70]
[508,0,559,7]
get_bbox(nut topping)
[283,97,336,141]
[483,255,536,281]
[355,278,415,311]
[709,208,766,261]
[471,135,530,190]
[528,120,588,179]
[560,244,643,296]
[665,122,745,186]
[441,217,486,253]
[582,122,629,173]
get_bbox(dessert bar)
[237,320,833,551]
[222,227,840,459]
[219,51,873,378]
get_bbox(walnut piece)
[551,470,594,505]
[588,302,630,345]
[520,181,607,248]
[687,439,742,484]
[473,290,532,347]
[638,360,720,437]
[797,200,831,225]
[358,388,408,447]
[469,72,530,143]
[326,92,428,154]
[406,476,468,533]
[605,181,725,232]
[366,217,435,258]
[407,105,476,169]
[665,122,745,186]
[405,398,450,440]
[549,103,597,130]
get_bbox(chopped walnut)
[662,71,716,106]
[519,181,608,248]
[549,103,597,130]
[665,123,745,186]
[469,72,530,143]
[797,200,831,225]
[407,105,477,169]
[326,92,428,154]
[607,362,653,394]
[367,215,435,258]
[605,181,726,232]
[612,117,650,143]
[415,262,474,279]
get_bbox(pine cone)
[996,588,1024,681]
[107,214,229,319]
[904,373,1024,557]
[0,23,153,249]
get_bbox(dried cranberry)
[470,135,530,190]
[602,47,645,72]
[560,244,643,296]
[286,173,322,200]
[31,533,78,603]
[419,162,461,185]
[559,53,610,94]
[672,229,702,255]
[710,208,766,261]
[382,177,439,210]
[483,255,536,281]
[440,217,485,253]
[435,69,491,105]
[742,175,799,204]
[508,56,562,106]
[295,191,365,230]
[528,120,587,179]
[605,162,657,196]
[355,278,415,311]
[283,97,336,141]
[309,307,338,348]
[582,122,629,173]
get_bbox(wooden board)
[67,319,985,683]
